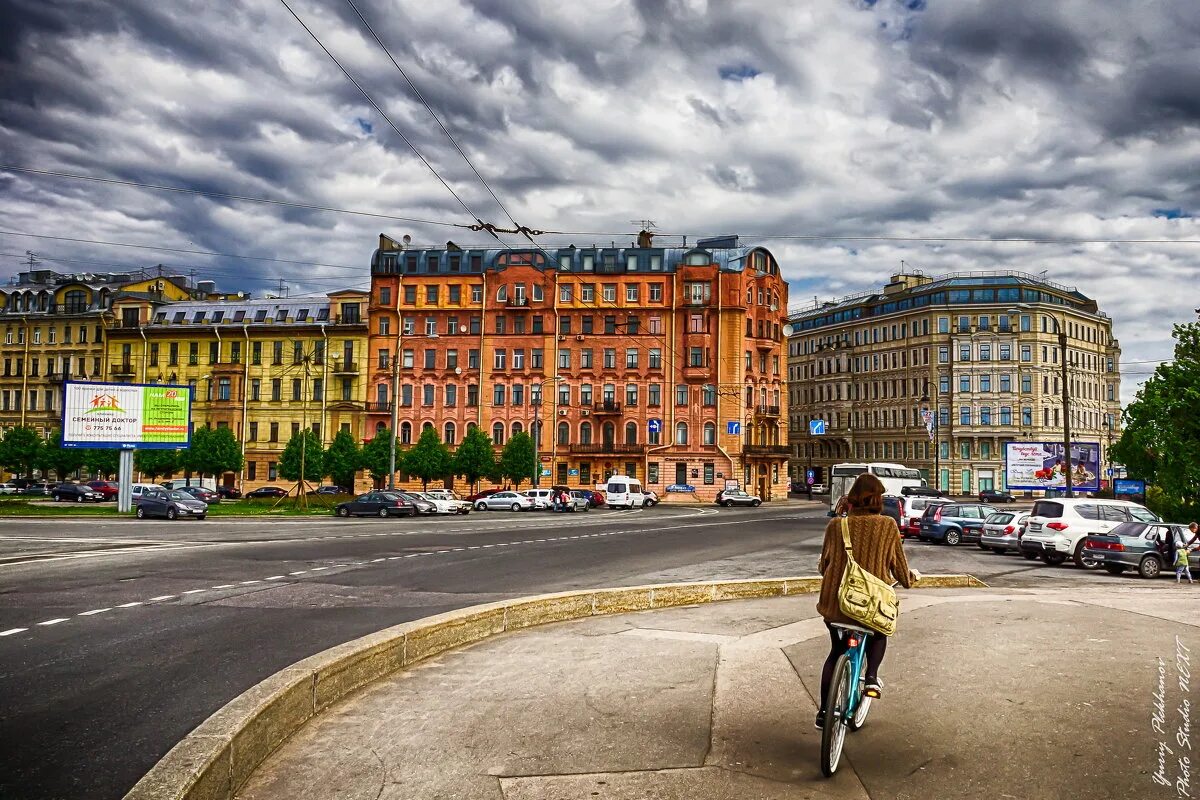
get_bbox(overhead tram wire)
[343,0,521,232]
[0,165,474,231]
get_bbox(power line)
[277,0,488,231]
[342,0,522,230]
[0,165,474,230]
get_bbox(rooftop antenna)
[631,220,657,248]
[277,278,289,298]
[24,250,39,269]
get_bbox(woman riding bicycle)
[815,473,918,729]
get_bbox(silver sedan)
[979,511,1031,554]
[474,491,536,512]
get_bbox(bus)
[829,462,925,514]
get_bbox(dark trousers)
[819,622,888,709]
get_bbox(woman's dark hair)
[846,473,885,514]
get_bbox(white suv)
[1021,498,1160,568]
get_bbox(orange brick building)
[367,234,789,502]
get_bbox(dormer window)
[254,310,268,322]
[212,310,225,323]
[276,309,288,322]
[296,309,309,322]
[173,312,185,323]
[193,311,206,323]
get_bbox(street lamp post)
[531,377,562,489]
[920,391,938,491]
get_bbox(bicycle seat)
[830,623,875,635]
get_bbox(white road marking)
[147,595,175,602]
[78,608,110,616]
[310,566,328,571]
[182,589,206,594]
[38,618,69,626]
[212,584,236,589]
[239,580,260,585]
[264,575,286,580]
[0,628,28,636]
[117,602,141,608]
[289,571,307,575]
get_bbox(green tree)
[360,428,396,487]
[0,426,45,480]
[499,431,537,489]
[40,430,86,481]
[324,429,361,490]
[453,426,496,493]
[279,429,325,483]
[181,426,244,482]
[85,449,120,479]
[1110,322,1200,505]
[403,426,452,490]
[136,449,180,482]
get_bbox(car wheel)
[752,499,761,507]
[475,502,487,511]
[511,503,521,512]
[76,495,84,503]
[977,542,990,551]
[1073,540,1099,570]
[378,508,389,518]
[409,507,418,517]
[1104,564,1127,575]
[944,529,961,546]
[1042,552,1067,566]
[1022,551,1038,560]
[136,506,146,519]
[337,506,350,517]
[462,509,470,515]
[723,500,734,507]
[166,507,178,520]
[52,494,60,502]
[992,547,1006,554]
[196,515,206,521]
[1138,555,1162,579]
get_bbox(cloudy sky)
[1,0,1198,400]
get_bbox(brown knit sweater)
[817,510,914,625]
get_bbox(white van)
[604,476,645,510]
[130,483,167,506]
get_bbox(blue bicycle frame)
[837,626,869,722]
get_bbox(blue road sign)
[806,468,815,485]
[648,419,662,434]
[810,419,826,435]
[727,421,741,435]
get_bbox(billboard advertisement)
[1114,479,1147,496]
[61,381,192,449]
[1004,442,1101,491]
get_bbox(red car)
[87,480,119,499]
[465,488,502,502]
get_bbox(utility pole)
[1058,318,1072,498]
[24,251,39,269]
[388,350,399,489]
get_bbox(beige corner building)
[787,271,1123,495]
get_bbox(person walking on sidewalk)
[815,473,919,729]
[1176,545,1195,584]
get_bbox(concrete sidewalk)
[239,586,1198,800]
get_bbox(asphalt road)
[0,500,1180,800]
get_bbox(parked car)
[809,483,829,494]
[0,482,17,495]
[881,495,907,531]
[566,490,594,512]
[902,496,952,537]
[901,485,946,498]
[396,491,437,515]
[522,488,555,510]
[135,488,208,520]
[130,482,167,506]
[246,486,288,499]
[216,486,242,500]
[87,480,119,499]
[465,488,502,503]
[315,485,350,495]
[177,486,220,504]
[474,491,535,512]
[716,488,763,508]
[605,475,647,510]
[418,491,472,515]
[979,489,1017,504]
[979,511,1032,554]
[19,482,56,496]
[335,491,416,518]
[1022,498,1162,568]
[423,489,472,514]
[1085,521,1198,579]
[52,483,105,503]
[576,489,605,508]
[919,502,998,545]
[643,489,659,507]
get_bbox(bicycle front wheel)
[850,689,872,731]
[821,654,853,777]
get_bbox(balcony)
[506,296,530,308]
[331,360,359,375]
[571,443,644,455]
[742,443,791,457]
[111,362,136,377]
[46,372,67,383]
[365,401,393,413]
[754,404,781,418]
[592,401,622,415]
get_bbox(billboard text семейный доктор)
[61,381,191,449]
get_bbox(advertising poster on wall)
[1004,442,1101,491]
[61,381,192,449]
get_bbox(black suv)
[979,489,1016,504]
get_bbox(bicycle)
[820,621,876,777]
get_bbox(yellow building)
[106,290,371,492]
[0,268,193,438]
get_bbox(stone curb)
[122,573,986,800]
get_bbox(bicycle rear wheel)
[850,689,872,731]
[820,654,853,777]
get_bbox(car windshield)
[986,513,1013,524]
[1031,501,1064,519]
[1109,522,1149,538]
[167,492,188,501]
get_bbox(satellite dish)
[459,324,468,333]
[454,367,462,375]
[782,323,795,337]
